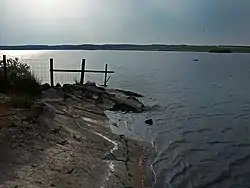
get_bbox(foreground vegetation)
[0,58,41,96]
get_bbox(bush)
[0,71,6,92]
[209,47,232,53]
[0,58,41,96]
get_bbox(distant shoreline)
[1,44,250,53]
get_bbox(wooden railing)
[1,55,115,87]
[49,58,114,87]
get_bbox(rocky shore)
[0,83,154,188]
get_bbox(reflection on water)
[0,50,44,57]
[2,50,250,187]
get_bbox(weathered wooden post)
[3,55,7,89]
[104,64,108,87]
[80,59,86,85]
[50,58,54,87]
[3,55,7,82]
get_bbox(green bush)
[0,70,6,92]
[209,47,232,53]
[0,58,41,96]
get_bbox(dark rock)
[55,83,61,88]
[62,84,72,89]
[66,168,75,174]
[73,134,82,142]
[110,103,137,113]
[104,152,116,160]
[41,83,50,91]
[51,127,61,134]
[85,82,96,86]
[108,93,145,113]
[112,122,118,127]
[58,140,68,145]
[34,181,42,185]
[145,119,153,125]
[62,84,74,92]
[95,95,104,105]
[115,89,143,97]
[131,97,145,108]
[109,100,145,112]
[119,135,125,139]
[97,86,105,91]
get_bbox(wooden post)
[50,58,54,87]
[3,55,7,89]
[104,64,108,87]
[80,59,85,85]
[3,55,7,82]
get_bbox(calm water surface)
[1,50,250,187]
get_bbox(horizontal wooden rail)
[49,58,114,87]
[52,69,115,73]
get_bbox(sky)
[0,0,250,45]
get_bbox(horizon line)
[0,43,250,47]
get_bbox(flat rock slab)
[0,86,152,188]
[57,84,146,113]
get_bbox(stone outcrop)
[0,84,153,188]
[59,84,146,113]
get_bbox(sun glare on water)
[0,50,42,58]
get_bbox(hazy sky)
[1,0,250,45]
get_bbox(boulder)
[115,89,143,97]
[85,82,96,87]
[110,103,137,113]
[108,94,145,112]
[145,119,153,125]
[55,83,61,88]
[97,87,106,91]
[62,84,75,92]
[41,83,50,91]
[52,83,146,113]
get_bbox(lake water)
[1,50,250,187]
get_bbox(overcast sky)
[1,0,249,45]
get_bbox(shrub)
[209,47,232,53]
[0,70,6,92]
[0,58,41,96]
